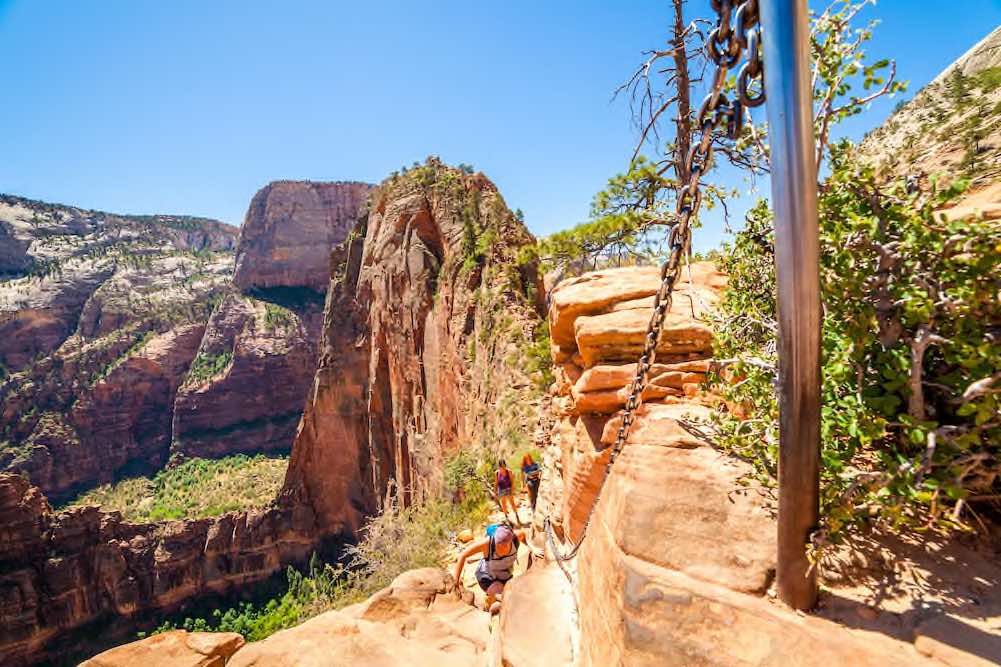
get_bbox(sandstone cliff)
[1,180,365,501]
[0,195,238,499]
[233,180,373,293]
[0,166,543,665]
[282,158,544,536]
[0,472,317,667]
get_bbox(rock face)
[0,195,238,499]
[0,473,317,667]
[283,159,544,536]
[233,181,373,293]
[859,25,1001,218]
[80,631,245,667]
[0,165,544,665]
[170,293,324,460]
[533,265,939,666]
[0,187,335,501]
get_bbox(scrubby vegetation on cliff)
[711,149,1001,542]
[64,453,288,521]
[145,493,491,641]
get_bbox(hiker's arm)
[453,539,487,585]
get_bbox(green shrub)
[710,143,1001,545]
[263,302,296,332]
[185,349,233,385]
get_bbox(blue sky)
[1,1,1000,252]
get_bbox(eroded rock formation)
[283,159,544,536]
[0,165,543,666]
[0,473,316,667]
[233,181,373,293]
[530,264,984,666]
[169,293,323,460]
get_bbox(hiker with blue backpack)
[453,524,527,614]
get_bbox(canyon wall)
[1,182,368,501]
[283,159,544,536]
[0,165,544,665]
[233,180,373,293]
[0,473,317,667]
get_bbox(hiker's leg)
[486,580,505,613]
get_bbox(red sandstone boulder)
[80,630,245,667]
[227,568,489,667]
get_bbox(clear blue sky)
[1,1,999,252]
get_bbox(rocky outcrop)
[859,25,1001,217]
[3,324,208,497]
[533,265,999,666]
[170,293,323,460]
[229,568,489,666]
[233,181,373,293]
[80,631,245,667]
[0,198,237,499]
[283,159,544,536]
[83,568,491,667]
[0,473,317,667]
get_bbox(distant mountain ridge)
[859,24,1001,219]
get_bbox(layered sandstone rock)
[233,180,373,293]
[534,265,940,666]
[0,473,316,667]
[283,159,543,536]
[1,185,336,499]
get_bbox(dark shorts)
[497,487,512,498]
[475,561,511,592]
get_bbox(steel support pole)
[759,0,821,610]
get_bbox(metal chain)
[544,0,765,564]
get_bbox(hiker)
[520,453,541,510]
[453,524,527,614]
[495,459,519,524]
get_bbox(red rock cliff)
[282,159,544,536]
[0,473,317,667]
[233,181,373,293]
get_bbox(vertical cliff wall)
[233,181,374,293]
[283,159,544,536]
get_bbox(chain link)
[545,0,765,564]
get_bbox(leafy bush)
[523,323,554,391]
[65,454,287,521]
[710,143,1001,544]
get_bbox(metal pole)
[759,0,821,610]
